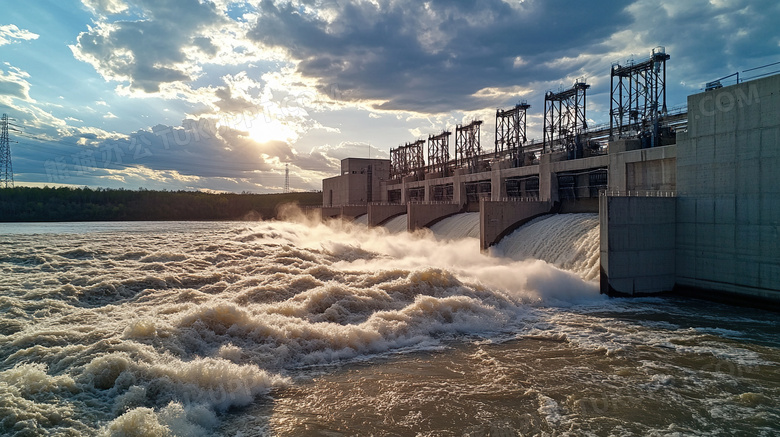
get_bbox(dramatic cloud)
[71,0,234,93]
[244,0,780,114]
[12,115,347,191]
[247,0,629,112]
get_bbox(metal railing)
[600,190,676,197]
[489,197,543,203]
[407,200,460,205]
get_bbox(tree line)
[0,186,322,222]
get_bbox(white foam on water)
[1,210,776,436]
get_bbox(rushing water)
[1,214,778,436]
[381,214,408,234]
[429,212,481,240]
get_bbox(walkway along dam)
[318,49,780,307]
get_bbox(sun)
[245,116,296,144]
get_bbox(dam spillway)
[322,71,780,306]
[493,214,600,281]
[377,212,601,282]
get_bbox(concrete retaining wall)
[480,200,552,250]
[600,195,676,296]
[674,74,780,303]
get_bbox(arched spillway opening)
[429,212,480,240]
[353,214,368,226]
[382,214,408,233]
[491,213,600,281]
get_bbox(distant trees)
[0,186,321,222]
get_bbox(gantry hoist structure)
[609,46,670,146]
[390,139,425,180]
[455,120,483,173]
[495,101,531,166]
[427,131,451,176]
[543,80,590,157]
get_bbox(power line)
[1,114,14,188]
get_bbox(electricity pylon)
[0,113,13,188]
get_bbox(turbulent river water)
[0,212,778,436]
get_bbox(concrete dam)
[318,49,780,307]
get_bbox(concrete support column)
[423,179,432,202]
[490,171,507,201]
[453,176,466,205]
[539,152,564,203]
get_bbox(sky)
[1,0,778,193]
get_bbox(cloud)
[70,0,232,93]
[0,25,39,46]
[623,0,780,88]
[312,141,388,162]
[11,114,336,191]
[247,0,629,113]
[80,0,129,15]
[242,0,780,117]
[0,67,32,101]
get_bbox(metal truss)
[455,120,483,172]
[609,46,670,145]
[390,139,425,180]
[543,80,590,156]
[427,131,451,175]
[495,101,530,166]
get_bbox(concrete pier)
[599,195,676,295]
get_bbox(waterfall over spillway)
[382,214,408,233]
[492,213,600,281]
[353,214,368,225]
[429,213,480,240]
